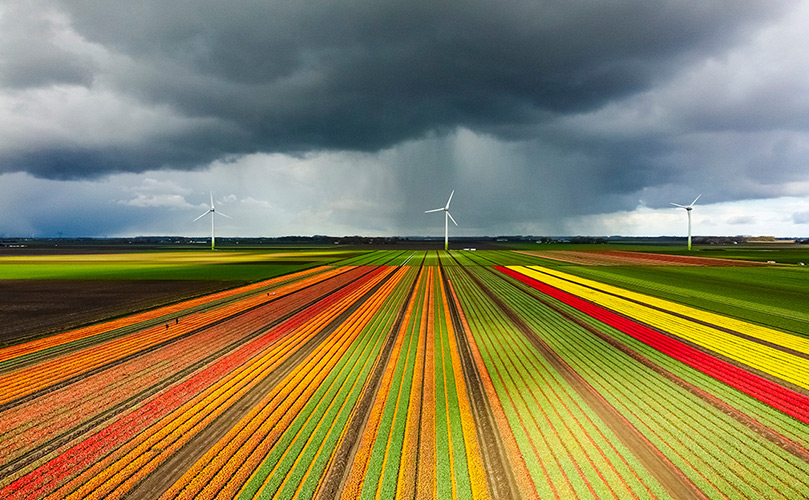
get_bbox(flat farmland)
[1,248,808,499]
[0,250,358,344]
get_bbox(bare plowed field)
[0,280,240,345]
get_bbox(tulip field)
[1,248,808,499]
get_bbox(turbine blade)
[193,211,209,222]
[445,190,455,209]
[447,211,458,226]
[217,211,232,219]
[210,192,215,209]
[690,194,702,207]
[425,208,444,213]
[670,202,686,208]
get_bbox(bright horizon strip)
[509,266,809,391]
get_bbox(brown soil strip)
[0,275,336,412]
[1,267,376,479]
[600,250,764,267]
[1,268,365,406]
[466,267,708,500]
[0,314,236,413]
[1,269,359,375]
[314,264,423,500]
[441,257,519,500]
[125,267,400,499]
[1,272,344,373]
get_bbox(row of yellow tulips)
[515,266,809,391]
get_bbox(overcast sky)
[2,0,809,238]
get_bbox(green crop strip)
[445,266,586,498]
[0,249,335,281]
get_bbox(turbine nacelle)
[670,194,701,211]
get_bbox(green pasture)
[0,250,363,281]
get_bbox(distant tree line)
[333,236,402,245]
[692,236,747,245]
[568,236,609,244]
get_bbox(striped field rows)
[1,251,808,499]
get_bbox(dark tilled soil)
[0,279,243,345]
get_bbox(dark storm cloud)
[5,120,250,179]
[0,2,95,88]
[1,0,791,179]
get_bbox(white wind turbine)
[671,194,701,251]
[425,190,457,251]
[194,192,232,251]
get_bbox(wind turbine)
[194,192,231,250]
[425,190,457,251]
[671,194,701,251]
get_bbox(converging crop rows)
[2,251,808,499]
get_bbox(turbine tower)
[671,194,701,251]
[425,190,457,251]
[194,192,231,250]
